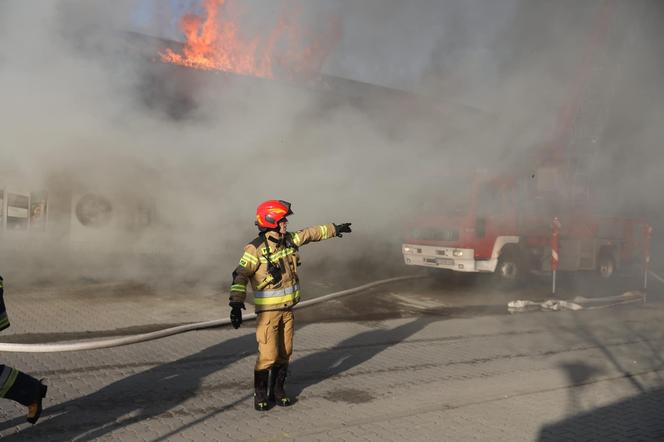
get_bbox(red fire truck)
[401,165,650,285]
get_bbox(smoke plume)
[1,0,663,288]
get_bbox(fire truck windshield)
[408,226,460,242]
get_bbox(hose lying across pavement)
[4,270,662,353]
[0,276,418,353]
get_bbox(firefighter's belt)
[254,284,300,305]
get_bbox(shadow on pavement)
[289,317,434,400]
[538,296,664,441]
[0,331,257,442]
[0,317,434,439]
[537,386,664,441]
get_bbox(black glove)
[229,302,245,329]
[333,222,352,237]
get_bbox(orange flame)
[160,0,340,80]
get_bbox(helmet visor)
[278,200,294,216]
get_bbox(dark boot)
[27,382,47,424]
[269,364,292,407]
[3,371,47,424]
[254,370,269,411]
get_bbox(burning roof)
[115,0,489,124]
[159,0,340,81]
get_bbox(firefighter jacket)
[229,224,337,313]
[0,276,8,332]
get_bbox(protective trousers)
[0,364,42,406]
[255,310,294,371]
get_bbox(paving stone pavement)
[0,280,663,441]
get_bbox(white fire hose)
[0,276,417,353]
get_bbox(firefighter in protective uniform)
[0,275,47,424]
[229,200,351,411]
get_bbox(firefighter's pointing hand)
[334,223,352,237]
[229,302,245,329]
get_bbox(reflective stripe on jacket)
[254,284,301,306]
[229,224,336,312]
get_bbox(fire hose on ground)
[3,269,663,352]
[0,276,417,353]
[508,270,664,314]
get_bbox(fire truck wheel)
[495,251,525,288]
[597,252,615,279]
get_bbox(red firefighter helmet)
[255,200,293,229]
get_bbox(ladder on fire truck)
[552,0,632,203]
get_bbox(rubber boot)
[3,370,47,424]
[269,364,292,407]
[27,382,47,424]
[254,370,269,411]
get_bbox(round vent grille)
[75,194,113,227]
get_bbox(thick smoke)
[1,1,663,288]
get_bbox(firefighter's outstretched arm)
[228,245,259,329]
[289,222,352,247]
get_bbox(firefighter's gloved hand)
[229,302,245,329]
[333,223,352,237]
